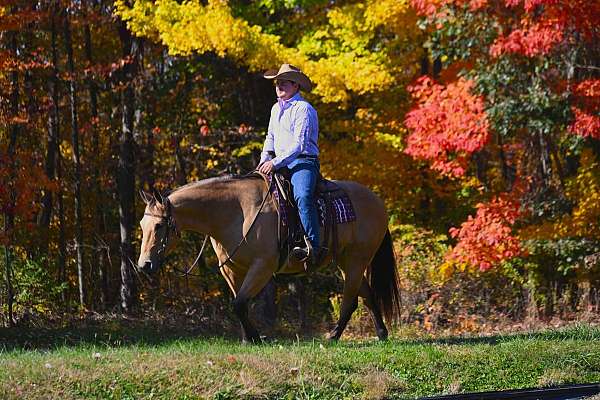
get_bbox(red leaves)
[569,108,600,140]
[447,194,523,271]
[404,76,490,177]
[413,0,600,58]
[505,0,559,12]
[490,21,563,58]
[490,1,600,58]
[568,79,600,139]
[410,0,487,17]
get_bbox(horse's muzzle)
[140,260,155,274]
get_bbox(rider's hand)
[258,160,275,175]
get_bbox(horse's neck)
[168,180,246,239]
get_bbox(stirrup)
[304,246,328,274]
[291,236,313,262]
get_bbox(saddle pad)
[270,177,356,227]
[317,195,356,225]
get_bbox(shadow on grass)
[316,323,600,350]
[0,312,333,352]
[0,314,247,352]
[2,315,598,353]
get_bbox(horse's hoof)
[242,334,262,345]
[377,329,389,341]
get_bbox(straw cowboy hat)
[263,64,313,92]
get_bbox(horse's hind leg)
[358,276,388,340]
[327,264,364,341]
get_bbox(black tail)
[369,229,401,325]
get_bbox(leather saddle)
[271,170,344,271]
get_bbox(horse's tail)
[369,229,401,325]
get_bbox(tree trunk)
[57,153,67,306]
[117,19,138,312]
[39,4,60,244]
[83,0,108,310]
[4,30,20,327]
[64,11,86,309]
[538,132,553,187]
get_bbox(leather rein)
[144,176,273,278]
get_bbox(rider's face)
[275,79,299,100]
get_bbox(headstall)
[144,196,180,257]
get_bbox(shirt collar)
[278,92,303,109]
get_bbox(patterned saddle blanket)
[263,172,356,270]
[270,175,356,227]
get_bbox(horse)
[137,173,400,342]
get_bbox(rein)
[148,175,273,278]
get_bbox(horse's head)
[137,189,179,274]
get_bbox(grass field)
[1,323,600,399]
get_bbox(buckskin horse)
[137,173,400,342]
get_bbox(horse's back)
[334,180,388,249]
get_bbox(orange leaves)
[490,1,600,58]
[504,0,559,12]
[0,149,53,243]
[447,195,523,271]
[404,76,490,177]
[568,79,600,139]
[490,21,563,58]
[410,0,487,17]
[569,108,600,140]
[414,0,600,58]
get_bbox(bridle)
[143,196,180,261]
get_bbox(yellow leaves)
[117,0,286,61]
[114,0,415,104]
[231,141,263,158]
[365,0,417,37]
[374,131,405,150]
[114,0,159,39]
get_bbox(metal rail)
[419,383,600,400]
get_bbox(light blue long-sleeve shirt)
[259,92,319,169]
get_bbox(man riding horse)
[136,64,401,342]
[257,64,323,271]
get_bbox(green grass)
[1,324,600,399]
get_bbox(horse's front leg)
[232,259,274,344]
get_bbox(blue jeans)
[286,158,320,250]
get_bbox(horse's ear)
[152,187,164,205]
[139,190,152,204]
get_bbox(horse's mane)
[169,172,263,195]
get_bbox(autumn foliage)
[405,0,600,273]
[404,76,490,178]
[1,0,600,331]
[448,195,523,271]
[569,80,600,140]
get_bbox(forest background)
[1,0,599,336]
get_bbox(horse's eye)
[156,223,164,230]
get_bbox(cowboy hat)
[263,64,313,92]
